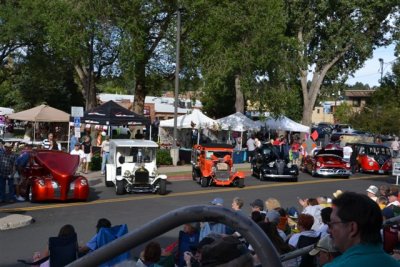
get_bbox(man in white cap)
[366,185,379,202]
[309,235,341,266]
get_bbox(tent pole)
[197,127,200,144]
[33,122,36,144]
[241,131,243,149]
[149,125,152,141]
[67,124,71,152]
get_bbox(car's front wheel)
[200,177,208,187]
[237,178,244,188]
[116,180,126,195]
[159,179,167,195]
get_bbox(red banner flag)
[310,130,319,141]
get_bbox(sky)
[346,44,397,87]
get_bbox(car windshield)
[205,150,231,159]
[117,147,155,163]
[317,149,343,157]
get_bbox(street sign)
[71,106,84,117]
[392,158,400,185]
[74,117,81,128]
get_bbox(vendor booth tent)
[259,116,310,133]
[159,109,217,129]
[7,104,70,142]
[76,100,149,126]
[7,104,69,122]
[217,112,260,132]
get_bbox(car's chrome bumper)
[317,168,351,176]
[262,174,297,179]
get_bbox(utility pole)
[171,7,181,166]
[379,58,384,83]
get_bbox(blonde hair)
[265,198,281,211]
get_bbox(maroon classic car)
[302,147,352,178]
[19,150,89,202]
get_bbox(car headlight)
[211,167,216,173]
[268,162,274,168]
[124,170,132,177]
[231,167,236,173]
[51,181,58,188]
[346,163,350,168]
[316,162,321,167]
[287,163,292,168]
[80,179,88,186]
[38,179,45,187]
[369,162,374,166]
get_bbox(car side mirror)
[119,156,125,164]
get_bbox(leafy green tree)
[334,102,353,124]
[182,0,289,118]
[285,0,398,126]
[112,1,178,114]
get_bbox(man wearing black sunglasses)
[325,192,399,267]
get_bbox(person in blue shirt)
[325,192,399,267]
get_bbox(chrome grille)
[215,170,230,180]
[134,169,149,184]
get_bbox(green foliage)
[334,102,353,124]
[157,149,173,166]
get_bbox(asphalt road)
[0,171,397,266]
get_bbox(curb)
[0,213,34,230]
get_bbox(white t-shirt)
[343,146,353,160]
[391,141,399,151]
[70,149,85,160]
[247,138,256,151]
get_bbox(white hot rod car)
[105,139,167,195]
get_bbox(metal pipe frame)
[67,205,282,267]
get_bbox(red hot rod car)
[19,150,89,202]
[302,147,352,178]
[191,144,245,187]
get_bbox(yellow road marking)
[0,175,388,213]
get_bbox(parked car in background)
[191,144,245,187]
[251,143,298,182]
[332,124,355,134]
[302,147,352,178]
[348,143,392,174]
[105,139,167,195]
[19,150,89,202]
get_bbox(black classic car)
[251,143,298,182]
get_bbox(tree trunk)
[74,64,97,110]
[234,74,244,113]
[132,63,146,114]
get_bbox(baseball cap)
[210,197,224,206]
[366,185,378,195]
[250,199,264,209]
[265,210,280,224]
[309,235,338,256]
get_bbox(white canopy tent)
[258,116,310,133]
[217,112,260,132]
[159,109,218,129]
